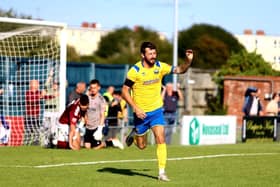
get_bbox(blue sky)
[1,0,279,39]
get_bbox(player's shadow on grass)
[97,167,158,180]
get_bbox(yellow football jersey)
[127,61,173,112]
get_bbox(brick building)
[223,75,280,126]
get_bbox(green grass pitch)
[0,142,280,187]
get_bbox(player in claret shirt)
[58,94,89,150]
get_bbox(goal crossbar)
[0,17,67,28]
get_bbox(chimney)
[134,25,140,32]
[256,30,265,35]
[91,23,97,28]
[81,22,89,28]
[244,29,252,35]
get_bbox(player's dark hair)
[140,41,156,54]
[90,79,100,86]
[80,94,89,106]
[113,90,122,96]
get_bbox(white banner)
[181,116,236,145]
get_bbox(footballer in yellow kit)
[127,60,173,113]
[122,41,193,181]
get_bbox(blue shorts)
[133,107,165,135]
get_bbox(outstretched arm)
[173,49,193,74]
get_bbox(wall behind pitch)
[66,62,129,103]
[223,75,280,126]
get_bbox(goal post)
[0,17,67,146]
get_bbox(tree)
[192,35,229,69]
[214,50,280,84]
[0,8,32,32]
[92,26,173,65]
[95,27,133,59]
[0,8,31,18]
[206,50,280,115]
[67,45,80,62]
[178,23,244,69]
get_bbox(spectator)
[44,68,59,112]
[103,86,114,103]
[85,80,123,149]
[103,85,115,117]
[58,94,89,150]
[0,115,10,145]
[105,90,124,149]
[0,87,10,145]
[24,79,46,145]
[115,90,128,144]
[161,83,183,144]
[265,92,280,116]
[107,91,122,127]
[67,81,86,104]
[116,90,128,127]
[242,87,264,116]
[43,68,60,147]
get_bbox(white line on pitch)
[0,152,277,168]
[34,152,278,168]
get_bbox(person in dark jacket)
[242,87,264,116]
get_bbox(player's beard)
[144,56,156,67]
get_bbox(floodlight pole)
[172,0,178,90]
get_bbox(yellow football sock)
[157,143,167,172]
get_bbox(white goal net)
[0,17,67,146]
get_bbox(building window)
[255,39,258,48]
[274,40,277,48]
[274,56,276,63]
